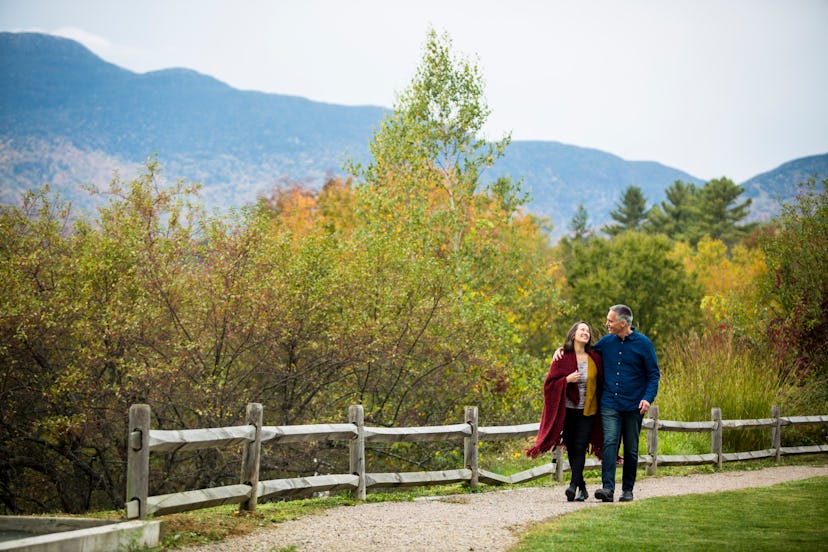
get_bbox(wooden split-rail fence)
[125,403,828,519]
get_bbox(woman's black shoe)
[565,485,577,502]
[575,487,588,501]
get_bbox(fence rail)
[125,403,828,519]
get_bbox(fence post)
[553,447,564,482]
[126,404,151,519]
[711,407,722,470]
[239,402,263,512]
[349,405,366,500]
[464,406,479,489]
[647,404,659,476]
[771,405,782,462]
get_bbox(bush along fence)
[125,403,828,519]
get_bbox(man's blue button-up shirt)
[593,329,660,411]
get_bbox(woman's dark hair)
[562,321,594,353]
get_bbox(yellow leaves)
[700,294,726,323]
[260,185,320,237]
[673,236,766,298]
[35,413,87,442]
[672,236,768,335]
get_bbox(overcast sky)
[2,0,827,182]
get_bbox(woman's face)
[574,323,591,345]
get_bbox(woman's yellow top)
[583,356,598,416]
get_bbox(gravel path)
[181,464,828,552]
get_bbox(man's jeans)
[600,405,644,492]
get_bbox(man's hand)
[552,347,564,362]
[639,400,651,415]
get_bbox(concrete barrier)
[0,516,161,551]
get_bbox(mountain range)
[2,32,825,240]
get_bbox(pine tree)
[604,185,649,236]
[696,178,755,247]
[569,203,589,240]
[645,180,700,242]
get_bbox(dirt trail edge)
[181,464,828,551]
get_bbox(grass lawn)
[510,476,828,552]
[149,457,827,549]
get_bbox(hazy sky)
[2,0,827,182]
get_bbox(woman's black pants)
[563,407,594,487]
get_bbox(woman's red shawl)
[525,350,604,459]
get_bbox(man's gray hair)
[610,304,633,326]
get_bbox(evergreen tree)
[569,203,589,240]
[604,185,649,236]
[645,180,700,242]
[696,177,755,247]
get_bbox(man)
[553,304,660,502]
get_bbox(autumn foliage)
[1,30,824,516]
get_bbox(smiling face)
[574,323,591,345]
[564,321,593,352]
[606,309,630,336]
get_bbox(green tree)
[347,28,568,425]
[696,177,755,247]
[0,187,94,513]
[349,28,511,250]
[0,30,578,515]
[759,178,828,377]
[0,163,292,513]
[569,203,590,241]
[645,180,700,242]
[0,168,204,513]
[604,185,649,236]
[562,231,704,347]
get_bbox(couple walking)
[526,304,660,503]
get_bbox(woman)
[526,321,603,501]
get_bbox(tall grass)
[368,330,824,473]
[656,331,815,454]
